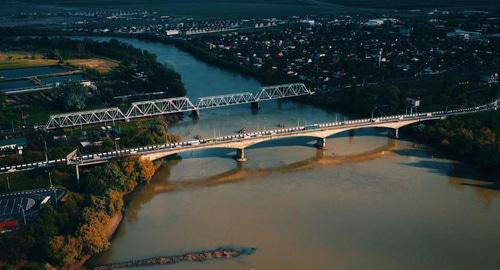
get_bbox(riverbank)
[77,31,499,176]
[74,212,123,269]
[0,29,273,84]
[25,32,498,270]
[0,30,491,269]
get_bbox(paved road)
[0,100,498,174]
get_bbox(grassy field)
[0,51,119,73]
[66,58,119,74]
[0,168,74,192]
[0,104,59,128]
[0,52,58,70]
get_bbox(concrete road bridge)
[1,99,498,177]
[45,83,312,129]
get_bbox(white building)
[166,30,180,36]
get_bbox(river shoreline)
[4,31,495,268]
[74,212,123,269]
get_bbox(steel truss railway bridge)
[45,83,312,129]
[2,99,498,177]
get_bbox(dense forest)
[418,111,499,173]
[0,158,157,268]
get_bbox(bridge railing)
[197,92,254,109]
[255,83,312,101]
[126,97,196,118]
[6,99,498,173]
[46,107,127,129]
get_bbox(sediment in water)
[92,247,256,269]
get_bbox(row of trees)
[0,157,156,267]
[415,111,500,173]
[120,118,182,147]
[308,75,499,173]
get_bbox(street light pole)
[44,140,48,163]
[48,171,53,188]
[52,186,58,206]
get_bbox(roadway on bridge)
[1,99,497,175]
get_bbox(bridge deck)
[2,99,497,175]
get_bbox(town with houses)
[0,2,499,269]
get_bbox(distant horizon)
[10,0,500,9]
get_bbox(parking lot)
[0,197,35,217]
[0,188,65,220]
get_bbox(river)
[89,37,500,270]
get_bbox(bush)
[48,235,82,267]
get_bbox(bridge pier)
[190,109,200,119]
[75,163,80,184]
[394,128,399,139]
[235,148,247,162]
[316,138,328,150]
[251,101,260,112]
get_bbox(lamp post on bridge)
[5,176,10,191]
[48,171,53,188]
[66,149,80,184]
[44,140,48,164]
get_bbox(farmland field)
[0,52,57,70]
[66,58,119,74]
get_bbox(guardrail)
[2,99,497,175]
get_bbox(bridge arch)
[142,118,442,162]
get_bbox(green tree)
[0,92,5,110]
[58,81,88,111]
[101,137,114,152]
[138,158,156,182]
[25,205,59,258]
[50,49,64,63]
[0,233,32,264]
[78,210,109,255]
[82,162,128,194]
[48,235,82,267]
